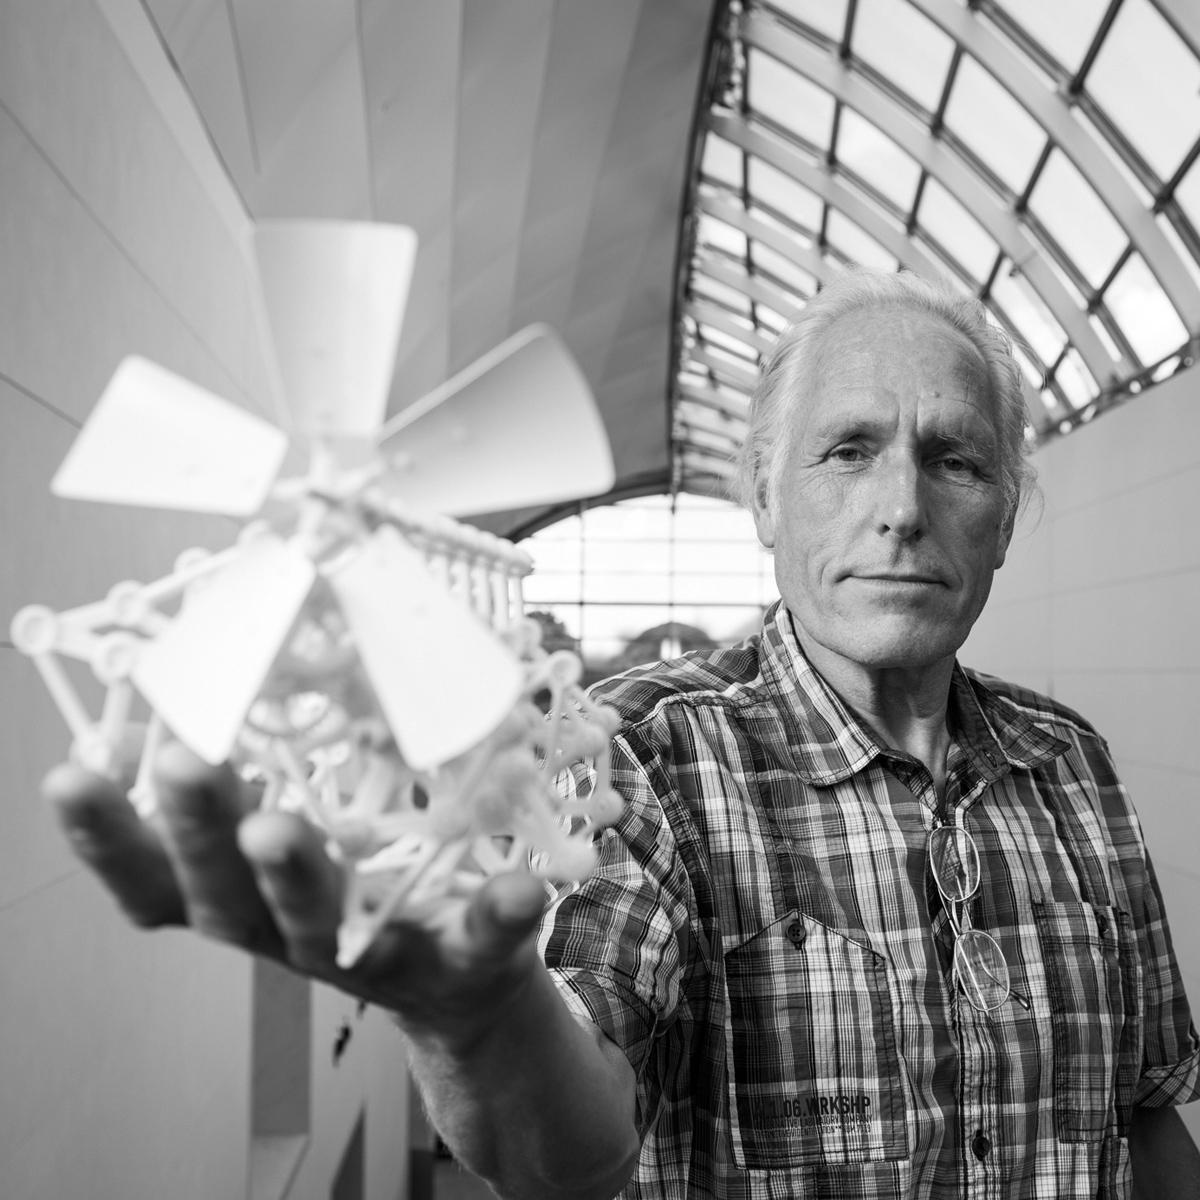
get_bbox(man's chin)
[828,621,965,673]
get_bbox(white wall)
[964,364,1200,1142]
[0,2,412,1196]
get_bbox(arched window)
[520,492,778,684]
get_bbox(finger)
[153,742,281,953]
[44,763,186,927]
[238,811,344,972]
[467,870,549,952]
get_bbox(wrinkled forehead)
[802,303,998,433]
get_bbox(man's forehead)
[801,304,997,430]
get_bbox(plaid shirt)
[539,601,1200,1199]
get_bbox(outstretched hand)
[44,742,550,1047]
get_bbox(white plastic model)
[12,220,622,966]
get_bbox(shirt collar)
[756,601,1067,787]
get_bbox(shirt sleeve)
[538,730,695,1104]
[1132,848,1200,1107]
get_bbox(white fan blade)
[52,357,288,515]
[254,221,417,439]
[327,527,522,772]
[378,325,614,516]
[133,537,316,765]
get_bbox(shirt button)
[971,1130,992,1160]
[785,920,806,948]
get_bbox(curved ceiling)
[141,0,714,536]
[673,0,1200,499]
[142,1,1200,534]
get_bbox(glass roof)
[671,0,1200,497]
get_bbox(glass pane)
[992,0,1109,74]
[674,496,762,539]
[692,274,753,315]
[696,212,748,258]
[694,338,758,373]
[917,177,998,282]
[944,55,1045,193]
[1029,149,1126,289]
[850,0,956,113]
[697,322,759,359]
[750,241,818,297]
[672,572,775,606]
[1053,347,1096,408]
[765,0,849,43]
[989,265,1066,365]
[746,48,836,150]
[672,540,765,576]
[748,156,824,231]
[1104,253,1189,367]
[835,108,921,210]
[582,498,667,540]
[825,209,897,271]
[676,427,739,464]
[701,132,743,189]
[1011,343,1045,392]
[1086,0,1200,184]
[756,304,789,334]
[1071,106,1153,208]
[676,405,742,445]
[524,538,583,573]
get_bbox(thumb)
[466,871,548,950]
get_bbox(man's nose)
[875,457,927,541]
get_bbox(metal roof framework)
[671,0,1200,497]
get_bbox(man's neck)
[801,639,956,797]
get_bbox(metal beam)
[677,377,752,421]
[733,17,1125,386]
[697,190,836,290]
[906,0,1200,330]
[686,344,758,392]
[679,447,738,480]
[685,297,777,356]
[677,394,747,439]
[693,246,808,321]
[709,110,947,281]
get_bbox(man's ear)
[751,472,776,549]
[993,504,1016,569]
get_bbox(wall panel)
[0,4,414,1195]
[964,364,1200,1142]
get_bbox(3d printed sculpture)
[12,220,623,966]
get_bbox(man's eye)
[829,445,867,462]
[934,455,976,474]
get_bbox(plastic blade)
[327,527,522,771]
[52,357,288,515]
[378,325,614,516]
[133,537,316,765]
[254,220,417,439]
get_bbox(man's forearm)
[400,962,641,1200]
[1130,1105,1200,1198]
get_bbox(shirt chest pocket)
[722,909,910,1169]
[1033,899,1136,1142]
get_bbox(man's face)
[752,304,1014,677]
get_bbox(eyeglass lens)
[929,825,979,903]
[929,824,1011,1012]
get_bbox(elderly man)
[49,270,1200,1198]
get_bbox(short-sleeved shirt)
[539,601,1200,1199]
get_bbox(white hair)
[734,269,1036,524]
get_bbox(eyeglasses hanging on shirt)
[928,821,1012,1013]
